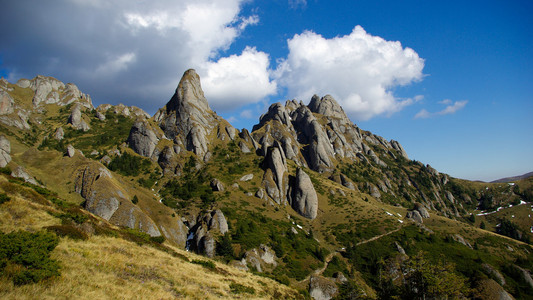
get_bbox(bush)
[46,225,89,240]
[132,195,139,205]
[0,193,11,205]
[0,166,11,175]
[229,282,255,295]
[191,259,216,270]
[0,230,60,285]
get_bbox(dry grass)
[0,235,300,299]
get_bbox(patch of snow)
[398,219,404,223]
[397,213,402,217]
[508,183,515,186]
[296,224,303,229]
[385,211,393,216]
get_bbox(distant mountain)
[491,172,533,183]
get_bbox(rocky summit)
[0,70,531,299]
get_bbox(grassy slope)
[0,174,300,300]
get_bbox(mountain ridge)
[1,70,532,299]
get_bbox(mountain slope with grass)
[0,71,532,299]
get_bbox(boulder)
[54,127,64,140]
[390,140,408,159]
[240,174,254,182]
[210,178,224,192]
[66,144,76,157]
[289,168,318,219]
[413,203,430,218]
[208,209,228,235]
[406,210,423,223]
[68,104,90,131]
[0,135,11,167]
[128,121,159,158]
[309,275,338,300]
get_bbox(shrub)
[46,225,89,240]
[229,282,255,295]
[0,230,60,285]
[0,193,11,205]
[132,195,139,205]
[0,166,11,175]
[191,259,215,270]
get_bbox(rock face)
[0,135,11,167]
[406,203,430,223]
[289,168,318,219]
[0,90,14,115]
[68,104,90,131]
[262,144,289,204]
[309,276,338,300]
[242,244,278,273]
[187,209,229,257]
[127,121,159,158]
[74,162,161,237]
[155,69,228,160]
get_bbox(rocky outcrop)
[210,178,224,192]
[0,135,11,167]
[0,90,14,115]
[309,275,338,300]
[74,162,161,237]
[262,144,289,204]
[54,127,64,140]
[11,166,38,185]
[289,168,318,219]
[127,121,159,158]
[482,264,506,286]
[155,69,233,161]
[187,209,229,257]
[242,244,278,273]
[406,203,430,223]
[391,140,408,159]
[68,104,90,131]
[66,144,76,157]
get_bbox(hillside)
[492,172,533,183]
[0,72,532,299]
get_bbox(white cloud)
[201,47,277,111]
[0,0,257,114]
[275,26,425,121]
[415,100,468,119]
[94,53,136,76]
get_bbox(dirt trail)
[299,227,402,284]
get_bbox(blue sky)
[1,0,531,181]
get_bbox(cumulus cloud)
[275,26,425,121]
[0,0,260,114]
[200,47,277,110]
[289,0,307,9]
[415,99,468,119]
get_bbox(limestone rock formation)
[11,166,38,185]
[127,121,159,158]
[262,144,289,204]
[68,104,90,131]
[66,144,76,157]
[54,127,64,140]
[242,244,278,273]
[210,178,224,192]
[309,276,338,300]
[0,135,11,167]
[74,162,161,237]
[0,90,14,115]
[289,168,318,219]
[155,69,234,161]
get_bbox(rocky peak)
[156,69,219,159]
[308,94,351,125]
[166,69,211,115]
